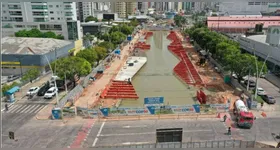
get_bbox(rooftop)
[246,35,267,44]
[225,11,262,16]
[1,37,72,55]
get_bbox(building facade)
[1,37,75,76]
[207,16,280,33]
[1,2,81,40]
[218,2,280,13]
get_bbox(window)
[58,17,60,20]
[248,2,254,5]
[51,17,54,20]
[3,11,6,13]
[67,18,72,20]
[4,17,7,19]
[32,11,48,16]
[262,2,268,5]
[255,2,261,5]
[50,11,53,14]
[40,24,62,31]
[32,5,48,9]
[33,18,48,22]
[56,5,59,8]
[9,11,22,16]
[15,25,25,28]
[27,25,37,28]
[49,5,53,8]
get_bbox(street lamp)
[44,55,59,107]
[15,56,24,78]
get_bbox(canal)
[121,31,200,107]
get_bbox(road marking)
[34,105,46,113]
[8,105,21,113]
[29,105,41,113]
[122,142,152,145]
[20,105,34,113]
[92,120,106,147]
[24,105,37,113]
[122,125,147,128]
[99,130,213,137]
[14,105,28,113]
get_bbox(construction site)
[75,29,241,110]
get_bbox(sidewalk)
[74,32,142,109]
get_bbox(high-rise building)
[1,2,81,40]
[138,2,148,14]
[218,2,280,13]
[76,2,110,22]
[110,2,137,18]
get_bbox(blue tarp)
[5,86,20,95]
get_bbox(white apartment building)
[76,2,110,22]
[218,2,280,13]
[1,2,81,40]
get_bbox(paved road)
[2,118,85,148]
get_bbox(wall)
[73,39,83,56]
[238,36,280,67]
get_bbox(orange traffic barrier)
[217,113,221,118]
[261,112,267,117]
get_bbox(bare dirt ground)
[175,31,240,106]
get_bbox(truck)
[234,99,255,129]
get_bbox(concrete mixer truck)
[234,99,255,129]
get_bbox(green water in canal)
[120,31,200,107]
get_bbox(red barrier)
[144,31,153,39]
[200,90,207,104]
[135,42,151,50]
[104,81,138,99]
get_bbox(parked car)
[7,75,20,82]
[26,87,40,96]
[37,81,50,96]
[261,95,276,104]
[244,80,256,88]
[44,87,58,99]
[256,87,266,95]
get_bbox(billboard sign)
[144,97,164,105]
[210,104,229,111]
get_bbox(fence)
[94,140,255,148]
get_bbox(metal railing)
[94,140,255,148]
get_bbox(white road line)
[24,105,37,113]
[122,142,152,145]
[122,125,148,128]
[28,105,41,113]
[20,105,33,113]
[92,120,106,147]
[14,105,28,113]
[7,105,20,112]
[34,105,46,113]
[8,105,21,113]
[1,101,16,112]
[99,130,213,137]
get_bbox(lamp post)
[15,56,24,78]
[44,55,59,107]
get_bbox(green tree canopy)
[85,16,98,22]
[110,31,126,45]
[98,41,115,52]
[51,57,91,85]
[174,15,187,27]
[15,29,64,39]
[129,18,139,27]
[93,46,107,64]
[21,68,40,83]
[76,48,98,66]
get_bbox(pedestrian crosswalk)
[3,104,46,114]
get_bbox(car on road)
[256,87,266,95]
[37,81,51,96]
[44,87,58,99]
[27,87,40,96]
[7,75,20,82]
[261,95,276,104]
[244,80,256,88]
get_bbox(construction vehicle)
[234,99,255,129]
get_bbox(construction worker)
[223,115,227,122]
[228,127,231,135]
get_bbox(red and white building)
[207,16,280,33]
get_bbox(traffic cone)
[261,112,267,117]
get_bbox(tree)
[119,25,133,35]
[98,41,115,52]
[83,33,95,48]
[51,57,91,86]
[174,15,187,27]
[22,68,40,83]
[56,34,64,40]
[2,82,19,95]
[129,18,139,27]
[76,48,98,66]
[110,31,126,45]
[93,46,107,65]
[43,31,57,39]
[15,29,63,39]
[85,16,98,22]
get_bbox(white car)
[257,87,266,95]
[44,87,58,99]
[27,87,40,96]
